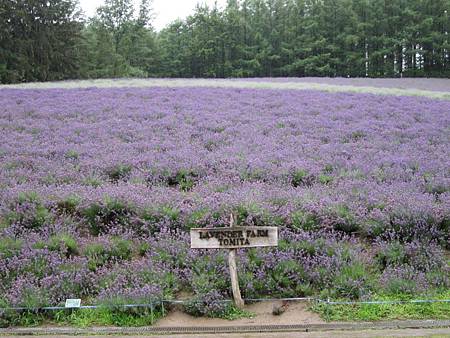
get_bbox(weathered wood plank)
[190,226,278,249]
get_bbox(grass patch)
[218,306,255,320]
[53,307,163,327]
[311,292,450,321]
[0,306,164,328]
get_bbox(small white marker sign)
[65,299,81,308]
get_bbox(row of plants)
[1,193,448,326]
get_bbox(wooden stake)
[228,214,244,309]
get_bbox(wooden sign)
[190,215,278,309]
[190,226,278,249]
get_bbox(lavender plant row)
[0,87,449,315]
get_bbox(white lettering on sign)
[190,226,278,249]
[65,299,81,308]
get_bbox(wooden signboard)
[190,215,278,309]
[190,226,278,249]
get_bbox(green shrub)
[105,164,132,182]
[82,176,102,187]
[318,174,333,184]
[291,169,311,187]
[56,195,80,214]
[332,263,372,299]
[185,208,209,229]
[160,205,180,222]
[376,242,406,268]
[291,210,319,231]
[47,233,78,257]
[269,260,307,296]
[110,237,133,260]
[166,169,197,191]
[83,198,135,235]
[7,192,51,229]
[83,237,134,271]
[52,306,163,327]
[0,237,23,258]
[83,243,109,271]
[331,204,359,234]
[64,149,79,160]
[137,242,151,256]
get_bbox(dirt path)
[156,300,323,327]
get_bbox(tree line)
[1,0,449,83]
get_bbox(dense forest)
[1,0,449,83]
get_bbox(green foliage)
[53,306,163,327]
[291,169,310,187]
[82,176,103,187]
[0,237,23,258]
[56,195,81,214]
[3,0,449,83]
[0,0,83,83]
[185,208,210,229]
[269,260,308,297]
[64,149,79,160]
[83,242,110,271]
[330,204,359,234]
[83,197,135,235]
[83,237,134,271]
[105,164,132,182]
[217,307,255,320]
[318,174,333,185]
[376,242,407,268]
[137,242,151,256]
[47,233,79,257]
[140,205,181,232]
[291,210,319,231]
[333,263,373,299]
[6,192,51,229]
[312,292,450,321]
[234,203,273,226]
[110,237,133,260]
[165,169,197,191]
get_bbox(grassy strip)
[2,79,449,100]
[311,292,450,321]
[0,306,164,328]
[0,304,253,328]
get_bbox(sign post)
[228,214,244,308]
[190,214,278,309]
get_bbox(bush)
[329,205,359,234]
[291,169,313,187]
[82,198,135,235]
[83,243,109,271]
[110,237,133,260]
[5,192,51,229]
[105,164,132,182]
[184,290,231,318]
[64,150,79,160]
[56,195,80,214]
[332,263,372,299]
[0,238,23,258]
[380,265,428,295]
[47,233,79,257]
[291,210,319,231]
[376,241,407,268]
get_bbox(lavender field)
[0,85,449,319]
